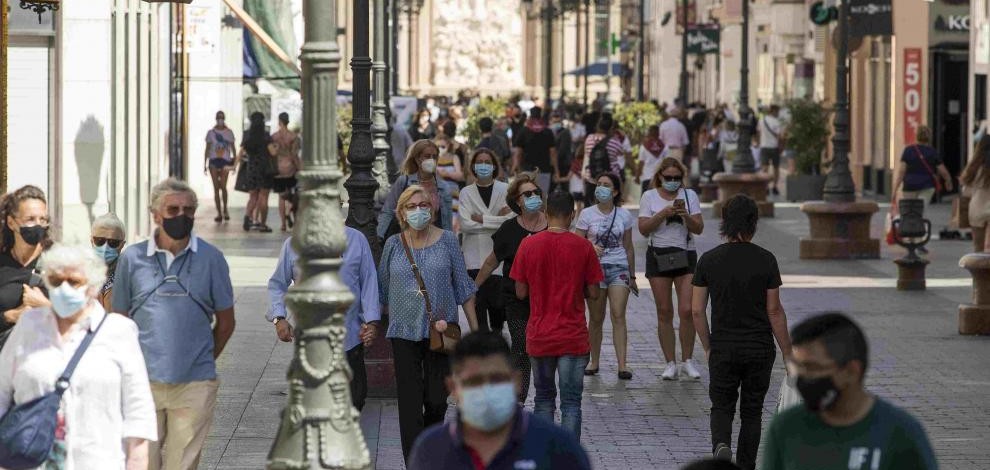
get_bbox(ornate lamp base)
[959,253,990,335]
[799,201,879,259]
[894,257,929,291]
[711,172,775,218]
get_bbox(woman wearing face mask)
[378,185,479,463]
[459,150,513,334]
[408,108,436,142]
[377,140,456,240]
[0,185,53,347]
[90,213,127,312]
[204,110,236,223]
[0,244,157,469]
[474,173,546,403]
[575,173,636,379]
[639,157,705,381]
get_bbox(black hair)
[681,460,743,470]
[442,121,457,139]
[581,112,600,132]
[1,185,52,252]
[791,312,870,379]
[595,172,623,206]
[479,117,494,133]
[244,112,269,151]
[719,194,758,241]
[278,112,289,125]
[597,113,614,132]
[546,191,575,218]
[529,106,543,120]
[451,332,511,370]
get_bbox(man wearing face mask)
[407,332,591,470]
[761,313,937,470]
[112,178,236,470]
[90,213,126,312]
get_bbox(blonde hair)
[651,157,689,190]
[402,140,440,175]
[395,185,433,230]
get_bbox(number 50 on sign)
[904,48,923,143]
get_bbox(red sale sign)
[903,48,923,143]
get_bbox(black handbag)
[650,190,694,274]
[0,313,108,469]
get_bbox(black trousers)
[391,338,451,463]
[467,270,506,334]
[708,344,776,470]
[504,293,531,403]
[346,344,367,411]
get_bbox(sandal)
[583,367,599,376]
[258,224,273,233]
[223,211,230,221]
[618,370,633,380]
[214,215,222,223]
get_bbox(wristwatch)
[273,317,284,326]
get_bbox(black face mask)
[162,215,194,240]
[19,225,47,246]
[795,375,841,412]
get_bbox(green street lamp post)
[266,0,372,468]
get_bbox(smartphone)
[673,199,686,211]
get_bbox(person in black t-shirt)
[511,107,558,195]
[0,185,53,346]
[691,194,793,470]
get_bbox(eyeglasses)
[661,175,683,182]
[521,189,543,198]
[163,205,196,217]
[403,202,432,210]
[92,237,124,249]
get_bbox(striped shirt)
[583,133,627,176]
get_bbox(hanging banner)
[686,25,720,55]
[903,48,923,143]
[849,0,893,38]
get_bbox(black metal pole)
[823,0,855,202]
[559,10,567,104]
[732,0,755,173]
[390,0,399,96]
[583,0,590,109]
[679,0,688,104]
[637,0,645,101]
[544,5,554,107]
[346,0,381,257]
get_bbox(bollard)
[699,182,719,203]
[958,253,990,335]
[892,199,931,290]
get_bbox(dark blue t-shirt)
[408,408,592,470]
[901,144,942,192]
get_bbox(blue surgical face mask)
[662,180,682,192]
[523,195,543,212]
[94,244,119,265]
[459,382,517,432]
[595,185,613,203]
[406,207,432,231]
[474,163,494,179]
[49,283,90,319]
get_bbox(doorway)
[930,49,968,187]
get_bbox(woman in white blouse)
[0,244,157,469]
[459,148,513,333]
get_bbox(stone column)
[959,253,990,335]
[266,1,371,467]
[372,0,392,209]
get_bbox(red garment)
[466,446,486,470]
[510,231,603,357]
[642,136,665,156]
[524,118,547,133]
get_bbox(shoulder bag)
[400,232,460,355]
[913,145,943,193]
[0,313,108,469]
[650,190,694,274]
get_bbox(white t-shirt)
[761,115,782,149]
[576,205,635,266]
[639,188,701,250]
[639,146,669,183]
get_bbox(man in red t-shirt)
[510,191,603,440]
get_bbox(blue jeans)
[530,354,590,440]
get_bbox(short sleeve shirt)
[583,134,626,176]
[900,144,942,192]
[638,188,702,250]
[110,235,235,384]
[576,206,634,267]
[206,127,236,162]
[514,128,555,173]
[492,218,542,280]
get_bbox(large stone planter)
[712,172,774,218]
[786,174,827,202]
[799,201,880,259]
[958,253,990,335]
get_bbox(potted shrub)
[784,98,830,202]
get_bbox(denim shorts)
[600,263,631,289]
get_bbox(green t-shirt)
[761,398,937,470]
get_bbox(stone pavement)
[192,192,990,470]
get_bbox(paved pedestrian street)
[195,198,990,470]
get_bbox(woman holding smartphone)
[638,158,704,381]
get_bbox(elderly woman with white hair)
[91,213,126,311]
[0,244,157,469]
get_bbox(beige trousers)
[149,380,220,470]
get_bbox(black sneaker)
[714,443,732,461]
[243,216,252,231]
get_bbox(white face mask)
[420,158,437,174]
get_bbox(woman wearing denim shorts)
[575,173,636,380]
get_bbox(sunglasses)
[521,189,543,198]
[92,237,125,249]
[661,175,683,182]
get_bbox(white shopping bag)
[776,377,802,413]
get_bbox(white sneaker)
[682,359,702,380]
[661,362,679,381]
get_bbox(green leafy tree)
[336,104,352,171]
[784,99,831,175]
[613,102,663,146]
[464,97,510,147]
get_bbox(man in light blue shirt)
[112,178,236,470]
[267,226,380,410]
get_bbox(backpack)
[588,135,611,178]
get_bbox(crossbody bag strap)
[595,209,618,247]
[683,189,694,247]
[913,145,941,191]
[55,312,109,395]
[400,232,435,323]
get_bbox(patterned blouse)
[379,230,477,341]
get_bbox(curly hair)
[1,185,52,253]
[719,194,759,241]
[505,172,540,215]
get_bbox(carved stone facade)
[430,0,524,89]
